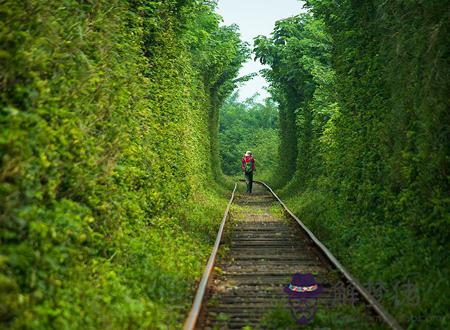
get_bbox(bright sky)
[216,0,306,102]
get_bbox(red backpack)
[243,156,254,173]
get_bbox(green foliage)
[219,94,279,180]
[259,304,297,329]
[254,14,334,188]
[256,3,449,329]
[0,0,247,328]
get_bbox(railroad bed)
[185,182,401,330]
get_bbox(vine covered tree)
[255,2,449,328]
[0,0,248,328]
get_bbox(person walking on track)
[242,151,256,193]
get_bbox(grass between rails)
[216,189,384,330]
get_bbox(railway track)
[184,182,402,329]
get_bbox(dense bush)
[0,0,247,328]
[255,2,449,328]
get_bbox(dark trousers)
[244,171,253,193]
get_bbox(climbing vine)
[255,2,449,328]
[0,0,247,328]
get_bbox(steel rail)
[183,183,237,330]
[256,180,403,330]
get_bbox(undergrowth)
[284,190,449,328]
